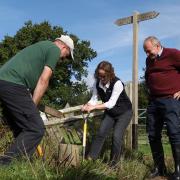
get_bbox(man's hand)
[173,91,180,100]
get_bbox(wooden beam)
[44,111,103,127]
[38,105,64,118]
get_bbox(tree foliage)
[138,81,149,109]
[138,69,149,109]
[0,21,96,108]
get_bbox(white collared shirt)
[158,47,163,57]
[88,80,123,109]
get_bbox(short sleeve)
[45,47,60,71]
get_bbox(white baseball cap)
[55,35,74,60]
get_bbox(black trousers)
[0,80,45,160]
[147,98,180,144]
[88,109,132,162]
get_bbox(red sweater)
[145,47,180,99]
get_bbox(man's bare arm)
[33,66,53,106]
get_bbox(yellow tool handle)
[37,145,43,157]
[83,122,87,147]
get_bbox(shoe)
[171,172,180,180]
[148,140,167,178]
[148,167,167,178]
[171,144,180,180]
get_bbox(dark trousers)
[88,109,132,162]
[147,98,180,144]
[0,80,45,160]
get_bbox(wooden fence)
[39,82,133,166]
[0,82,133,166]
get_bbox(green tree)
[138,67,149,109]
[0,21,96,108]
[138,81,148,109]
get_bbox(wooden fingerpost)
[115,11,159,150]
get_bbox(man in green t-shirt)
[0,35,74,165]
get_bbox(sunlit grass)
[0,123,174,180]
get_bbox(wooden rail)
[44,111,103,127]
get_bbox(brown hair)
[94,61,115,82]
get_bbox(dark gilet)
[96,77,132,117]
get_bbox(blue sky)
[0,0,180,87]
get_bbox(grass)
[139,143,172,156]
[0,123,174,180]
[60,160,118,180]
[0,150,174,180]
[0,159,54,180]
[0,156,148,180]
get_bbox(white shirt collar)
[158,47,163,57]
[99,81,110,90]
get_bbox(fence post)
[125,82,133,149]
[64,103,74,117]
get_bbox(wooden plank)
[44,111,103,127]
[59,105,83,114]
[66,128,75,144]
[115,16,133,26]
[70,128,82,145]
[59,143,80,166]
[61,127,71,143]
[138,11,159,22]
[59,101,102,114]
[38,105,64,118]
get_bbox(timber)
[38,104,65,118]
[44,111,103,127]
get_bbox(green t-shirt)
[0,41,60,90]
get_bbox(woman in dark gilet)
[82,61,132,166]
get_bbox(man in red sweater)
[144,36,180,180]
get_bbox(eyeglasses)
[98,74,106,79]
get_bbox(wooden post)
[114,11,159,150]
[132,11,139,149]
[125,82,132,149]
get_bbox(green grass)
[139,143,172,156]
[0,159,55,180]
[0,123,174,180]
[0,157,148,180]
[0,150,174,180]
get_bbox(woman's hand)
[85,105,95,113]
[81,104,95,113]
[81,104,90,111]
